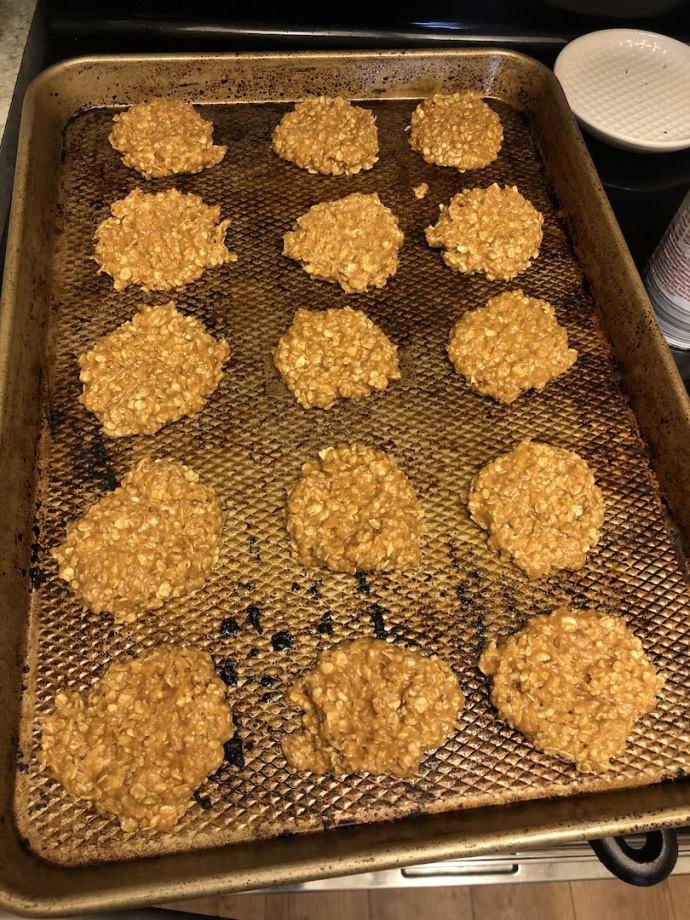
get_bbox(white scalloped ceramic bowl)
[554,29,690,153]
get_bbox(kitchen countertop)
[0,0,41,235]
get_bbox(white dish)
[554,29,690,153]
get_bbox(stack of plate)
[643,190,690,350]
[644,262,690,350]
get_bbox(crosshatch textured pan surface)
[14,95,690,867]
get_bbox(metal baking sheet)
[2,50,690,914]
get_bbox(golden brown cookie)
[40,645,233,831]
[53,457,224,622]
[467,439,604,578]
[94,188,236,292]
[479,607,665,773]
[79,301,229,436]
[273,306,400,409]
[447,290,577,403]
[408,92,503,171]
[109,99,227,179]
[286,443,423,574]
[425,184,543,281]
[283,192,404,293]
[272,96,378,176]
[283,638,465,777]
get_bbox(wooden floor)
[167,873,690,920]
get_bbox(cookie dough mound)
[283,192,404,293]
[272,96,379,176]
[467,439,604,578]
[94,188,236,292]
[479,607,665,773]
[286,443,423,574]
[109,99,227,179]
[408,92,503,171]
[79,301,229,437]
[447,289,577,404]
[425,184,543,281]
[53,457,224,622]
[283,638,465,777]
[273,306,400,409]
[40,645,233,831]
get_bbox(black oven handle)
[588,829,678,886]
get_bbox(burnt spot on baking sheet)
[271,631,294,652]
[470,611,487,659]
[355,571,371,596]
[223,734,245,770]
[246,605,263,634]
[366,604,387,640]
[455,583,473,610]
[502,590,518,615]
[29,567,46,590]
[248,535,261,561]
[77,427,118,493]
[219,659,239,687]
[220,616,239,639]
[193,791,213,811]
[316,611,334,636]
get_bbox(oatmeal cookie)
[273,306,400,409]
[79,301,229,437]
[109,99,227,179]
[40,645,233,831]
[283,638,465,777]
[408,92,503,171]
[94,188,236,292]
[286,443,423,574]
[283,192,404,293]
[467,439,604,578]
[53,457,224,622]
[447,289,577,403]
[272,96,378,176]
[479,607,665,773]
[425,184,543,281]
